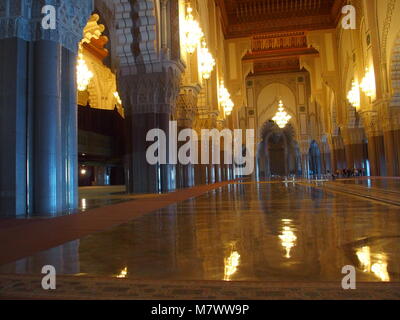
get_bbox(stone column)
[32,40,63,215]
[61,48,79,211]
[299,141,310,178]
[175,86,199,189]
[120,69,182,194]
[0,0,93,217]
[0,38,28,216]
[362,111,387,176]
[383,107,400,176]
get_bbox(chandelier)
[183,5,203,54]
[347,80,360,109]
[76,45,93,91]
[360,67,376,98]
[272,100,292,128]
[198,41,215,80]
[218,81,234,115]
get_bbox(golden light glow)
[360,67,376,98]
[279,219,297,258]
[114,91,122,105]
[347,80,360,109]
[81,198,87,210]
[183,6,203,54]
[371,257,390,282]
[198,41,215,80]
[356,246,371,272]
[116,267,128,278]
[224,251,241,281]
[272,100,292,129]
[219,81,234,115]
[76,45,93,92]
[356,247,390,282]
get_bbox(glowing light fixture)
[272,100,292,129]
[76,45,93,91]
[360,67,376,98]
[80,168,87,175]
[219,81,234,115]
[114,91,122,105]
[183,5,203,54]
[198,41,215,80]
[347,80,360,109]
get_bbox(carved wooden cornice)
[216,0,346,38]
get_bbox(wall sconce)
[360,67,376,99]
[347,80,360,109]
[198,41,215,80]
[183,5,203,54]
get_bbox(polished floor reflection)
[1,181,400,282]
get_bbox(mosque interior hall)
[1,0,400,300]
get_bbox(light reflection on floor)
[1,181,400,282]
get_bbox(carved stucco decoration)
[390,34,400,107]
[120,66,182,115]
[0,0,93,52]
[175,85,201,127]
[360,110,381,137]
[381,0,397,72]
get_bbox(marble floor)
[1,178,400,299]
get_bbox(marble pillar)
[384,129,400,176]
[0,0,92,217]
[0,38,28,216]
[121,69,182,194]
[32,40,63,215]
[367,135,387,176]
[125,113,169,194]
[61,48,79,211]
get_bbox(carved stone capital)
[119,65,182,115]
[0,0,93,52]
[382,106,400,132]
[360,110,382,137]
[175,85,201,127]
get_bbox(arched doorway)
[257,121,301,179]
[268,133,286,176]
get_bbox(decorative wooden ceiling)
[216,0,346,38]
[243,31,319,74]
[214,0,346,74]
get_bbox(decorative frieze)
[0,0,93,52]
[175,85,201,127]
[119,65,182,115]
